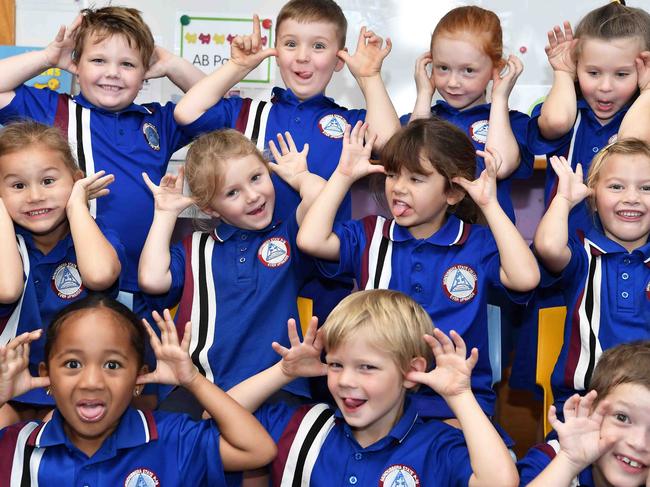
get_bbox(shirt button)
[622,272,629,280]
[349,476,358,484]
[119,128,125,135]
[241,234,248,240]
[415,247,423,253]
[414,263,422,271]
[592,146,599,153]
[623,258,631,265]
[34,279,40,284]
[414,284,422,293]
[354,452,362,460]
[240,247,247,252]
[239,257,246,263]
[294,117,301,123]
[621,291,629,299]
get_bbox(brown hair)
[380,118,478,222]
[586,137,650,211]
[590,341,650,405]
[431,6,504,69]
[73,6,155,68]
[185,129,268,211]
[0,121,78,176]
[276,0,347,48]
[321,290,435,373]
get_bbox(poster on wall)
[0,46,73,94]
[177,13,274,85]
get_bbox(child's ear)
[73,170,84,182]
[403,356,427,390]
[38,361,48,377]
[445,185,465,206]
[335,48,347,72]
[201,206,221,219]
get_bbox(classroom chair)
[536,306,566,436]
[297,296,314,335]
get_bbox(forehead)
[219,153,267,182]
[327,331,394,361]
[0,145,70,176]
[277,18,340,42]
[598,153,650,179]
[579,36,642,64]
[431,34,490,61]
[82,31,141,57]
[604,383,650,419]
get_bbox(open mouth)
[596,100,614,111]
[25,208,52,217]
[294,71,313,80]
[98,84,123,92]
[392,200,412,217]
[76,400,107,422]
[615,453,647,473]
[247,202,266,216]
[616,210,643,221]
[342,397,366,412]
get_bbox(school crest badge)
[469,120,489,143]
[257,237,290,268]
[442,264,478,303]
[318,114,346,139]
[379,464,421,486]
[51,262,83,299]
[142,122,160,151]
[124,468,160,487]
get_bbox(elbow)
[259,438,278,467]
[296,230,316,255]
[173,102,195,126]
[82,260,121,291]
[0,282,23,304]
[539,114,573,140]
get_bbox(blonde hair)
[276,0,347,48]
[586,138,650,211]
[184,129,268,211]
[321,290,434,373]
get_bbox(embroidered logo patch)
[124,468,160,487]
[142,122,160,151]
[469,120,489,143]
[379,464,421,486]
[318,114,346,139]
[51,262,83,299]
[257,237,290,267]
[442,264,478,303]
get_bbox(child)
[518,340,650,487]
[0,294,277,485]
[0,121,124,424]
[404,5,533,222]
[0,6,205,318]
[297,118,540,419]
[228,289,519,486]
[533,139,650,412]
[138,129,325,402]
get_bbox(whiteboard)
[16,0,624,114]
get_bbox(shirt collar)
[434,99,490,116]
[390,214,472,246]
[584,220,650,263]
[15,226,74,258]
[577,98,629,127]
[211,218,282,242]
[73,92,153,115]
[271,86,336,108]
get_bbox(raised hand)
[551,391,617,470]
[144,46,175,80]
[452,147,501,208]
[414,51,436,100]
[491,55,523,101]
[67,170,115,210]
[44,14,82,73]
[230,14,277,71]
[406,329,477,398]
[272,317,327,379]
[635,51,650,92]
[549,156,592,207]
[339,26,392,80]
[545,21,577,77]
[137,310,199,387]
[0,330,49,404]
[268,131,309,190]
[142,166,195,215]
[335,121,383,180]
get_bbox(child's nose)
[79,365,106,389]
[598,75,613,92]
[245,187,260,203]
[297,45,310,62]
[27,185,44,202]
[338,368,357,387]
[448,71,461,88]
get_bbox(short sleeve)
[526,102,574,156]
[0,85,60,125]
[179,96,245,138]
[142,240,185,311]
[314,219,365,280]
[517,443,556,485]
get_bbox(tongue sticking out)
[77,403,106,422]
[343,398,365,409]
[392,201,410,217]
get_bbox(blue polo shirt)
[0,85,194,295]
[319,214,531,417]
[0,224,125,406]
[258,398,473,486]
[184,87,366,221]
[543,223,650,409]
[400,100,534,222]
[528,99,629,232]
[518,440,595,486]
[0,407,226,486]
[145,212,313,398]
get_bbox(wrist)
[180,368,203,390]
[356,73,383,89]
[555,450,587,476]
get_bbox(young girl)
[297,119,540,419]
[0,294,276,484]
[138,128,325,405]
[533,139,650,412]
[405,5,533,222]
[0,121,124,425]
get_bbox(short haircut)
[275,0,347,48]
[185,129,268,211]
[321,289,435,373]
[0,120,78,176]
[590,341,650,405]
[586,137,650,211]
[73,6,155,67]
[431,6,504,69]
[44,293,147,368]
[380,118,478,222]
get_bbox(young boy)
[0,7,205,318]
[518,341,650,487]
[228,289,519,486]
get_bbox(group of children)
[0,0,648,486]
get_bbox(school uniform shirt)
[0,85,195,297]
[144,213,313,398]
[258,398,473,486]
[545,222,650,410]
[518,440,595,487]
[400,101,534,222]
[527,99,629,232]
[319,214,531,417]
[0,224,125,406]
[184,87,366,221]
[0,407,226,486]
